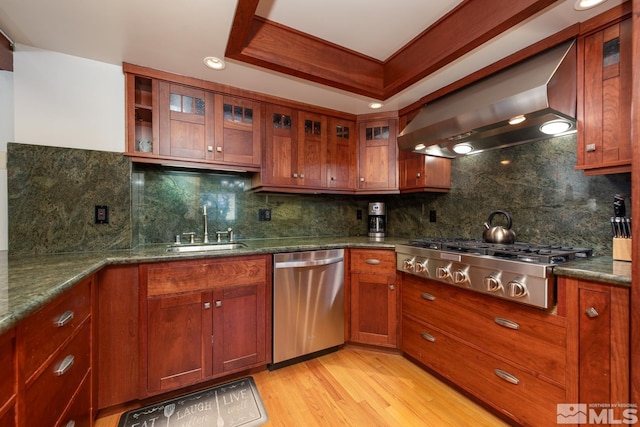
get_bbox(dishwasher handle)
[274,256,344,269]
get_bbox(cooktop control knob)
[453,270,468,285]
[508,280,528,298]
[415,260,428,273]
[403,258,415,272]
[484,275,503,292]
[436,266,451,281]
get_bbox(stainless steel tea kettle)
[482,210,516,244]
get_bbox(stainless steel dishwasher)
[271,249,345,368]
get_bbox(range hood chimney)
[398,40,577,158]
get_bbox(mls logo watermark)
[557,403,638,424]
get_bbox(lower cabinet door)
[350,273,397,347]
[146,290,213,394]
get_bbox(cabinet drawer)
[146,255,268,296]
[57,370,91,427]
[403,315,565,427]
[402,276,566,383]
[350,249,396,274]
[0,330,15,410]
[22,278,91,379]
[25,322,91,427]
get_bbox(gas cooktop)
[396,239,594,309]
[406,238,593,265]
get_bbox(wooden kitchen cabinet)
[398,150,451,193]
[576,13,632,175]
[401,274,567,426]
[563,277,630,420]
[18,276,93,427]
[357,118,398,193]
[140,255,271,396]
[327,117,357,191]
[95,265,139,409]
[213,94,261,167]
[158,81,214,160]
[0,329,16,427]
[124,65,262,172]
[350,249,398,348]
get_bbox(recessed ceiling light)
[203,56,226,70]
[368,102,383,109]
[540,120,572,135]
[452,143,474,154]
[574,0,608,10]
[508,115,526,125]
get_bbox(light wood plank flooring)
[95,346,511,427]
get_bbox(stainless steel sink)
[166,242,246,253]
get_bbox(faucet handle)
[228,227,234,242]
[182,232,196,244]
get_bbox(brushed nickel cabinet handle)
[54,355,75,376]
[56,310,74,327]
[421,292,436,301]
[585,307,599,318]
[420,332,436,342]
[494,369,520,385]
[365,259,380,265]
[494,317,519,330]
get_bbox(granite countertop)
[0,236,631,335]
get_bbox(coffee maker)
[368,202,386,241]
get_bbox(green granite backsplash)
[7,134,631,255]
[7,143,132,255]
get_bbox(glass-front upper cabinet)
[127,75,155,155]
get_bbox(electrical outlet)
[429,210,436,222]
[95,205,109,224]
[356,209,362,220]
[258,209,271,221]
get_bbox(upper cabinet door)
[297,111,327,188]
[263,104,299,186]
[158,81,214,160]
[576,16,632,175]
[213,94,261,167]
[327,117,356,191]
[357,119,398,193]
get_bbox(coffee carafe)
[368,202,386,241]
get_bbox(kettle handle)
[487,210,513,230]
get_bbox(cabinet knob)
[215,300,222,308]
[585,307,599,318]
[330,176,335,181]
[204,302,211,309]
[389,285,395,291]
[65,421,76,427]
[293,173,298,178]
[300,174,305,179]
[54,355,75,376]
[207,146,213,152]
[55,310,75,327]
[360,177,365,182]
[416,173,421,178]
[216,146,222,152]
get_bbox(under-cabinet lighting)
[574,0,608,10]
[203,56,226,70]
[540,120,572,135]
[415,143,426,151]
[508,115,526,125]
[452,143,474,154]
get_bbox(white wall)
[1,45,126,251]
[13,44,125,152]
[0,71,13,251]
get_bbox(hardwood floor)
[95,346,511,427]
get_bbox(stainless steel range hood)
[398,40,577,158]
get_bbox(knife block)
[613,238,632,262]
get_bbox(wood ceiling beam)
[226,0,562,100]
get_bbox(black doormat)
[117,377,268,427]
